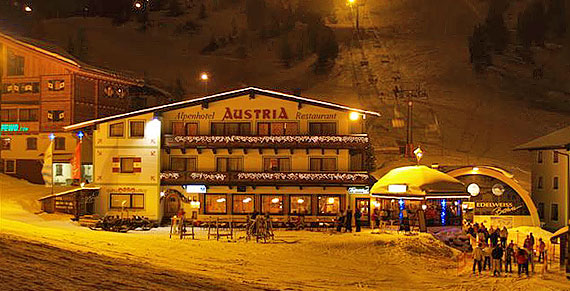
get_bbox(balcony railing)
[160,171,373,186]
[163,135,370,149]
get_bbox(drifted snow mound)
[385,235,457,259]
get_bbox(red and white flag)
[71,140,81,180]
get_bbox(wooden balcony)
[162,135,370,149]
[160,171,373,186]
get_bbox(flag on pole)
[41,140,53,186]
[71,140,81,180]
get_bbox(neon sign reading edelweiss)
[222,107,288,120]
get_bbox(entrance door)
[355,198,370,226]
[164,193,181,218]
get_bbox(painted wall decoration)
[47,110,65,122]
[2,82,40,93]
[47,80,65,91]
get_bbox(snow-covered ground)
[1,174,568,290]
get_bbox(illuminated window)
[1,109,18,122]
[54,137,66,150]
[216,157,243,172]
[309,122,336,135]
[7,50,24,76]
[318,196,340,215]
[170,157,197,171]
[109,122,124,137]
[263,157,290,171]
[205,194,227,214]
[257,122,299,135]
[1,138,11,150]
[232,194,255,214]
[26,137,37,150]
[551,204,558,221]
[310,157,337,171]
[120,158,135,173]
[350,152,364,171]
[129,121,145,138]
[55,164,63,176]
[19,109,39,121]
[211,122,250,135]
[262,195,284,214]
[290,195,311,215]
[110,193,144,209]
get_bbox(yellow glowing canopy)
[370,165,468,200]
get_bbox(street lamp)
[347,0,360,32]
[23,5,32,13]
[200,72,209,94]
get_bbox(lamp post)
[200,72,209,94]
[554,149,570,279]
[348,0,360,32]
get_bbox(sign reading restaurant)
[176,107,338,121]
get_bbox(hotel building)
[515,126,570,231]
[65,87,380,223]
[0,31,168,184]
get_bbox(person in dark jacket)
[354,208,362,232]
[489,227,499,247]
[516,248,529,277]
[345,208,353,232]
[491,244,504,276]
[336,211,345,232]
[505,240,514,273]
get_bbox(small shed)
[39,187,100,217]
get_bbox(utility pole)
[556,149,570,279]
[394,85,428,157]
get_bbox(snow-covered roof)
[38,187,100,201]
[514,125,570,151]
[370,165,468,199]
[64,87,381,131]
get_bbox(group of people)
[466,222,547,278]
[335,208,363,232]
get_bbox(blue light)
[77,131,84,139]
[49,133,55,140]
[440,199,447,226]
[399,199,405,221]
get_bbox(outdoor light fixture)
[413,146,423,164]
[80,182,86,187]
[467,183,480,196]
[492,183,505,196]
[327,197,335,204]
[388,184,407,193]
[349,111,360,121]
[145,117,161,137]
[23,5,32,12]
[200,73,209,81]
[297,198,304,204]
[271,197,280,203]
[77,131,84,139]
[472,167,479,172]
[160,191,165,198]
[49,133,55,140]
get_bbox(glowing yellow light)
[145,118,161,137]
[297,198,304,204]
[200,73,209,81]
[271,198,280,203]
[24,5,32,12]
[349,111,360,121]
[243,197,252,203]
[327,197,335,204]
[216,198,226,203]
[421,204,427,210]
[472,167,479,172]
[134,1,142,9]
[348,0,355,3]
[388,184,407,193]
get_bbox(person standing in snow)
[491,244,504,277]
[472,243,484,275]
[354,207,362,232]
[371,208,379,230]
[336,211,344,232]
[537,238,546,263]
[345,208,353,232]
[499,227,508,248]
[505,240,514,273]
[516,248,529,277]
[483,244,492,271]
[489,227,499,247]
[527,233,535,273]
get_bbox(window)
[216,157,243,172]
[551,204,558,221]
[109,122,124,137]
[318,196,341,215]
[257,122,299,135]
[232,194,255,214]
[537,151,543,164]
[553,177,559,190]
[1,138,11,150]
[310,157,337,171]
[26,137,37,150]
[5,160,15,173]
[263,157,290,172]
[553,151,559,164]
[170,157,197,171]
[537,176,543,189]
[290,195,311,215]
[309,122,337,135]
[262,195,284,214]
[19,109,39,121]
[205,194,227,214]
[120,158,135,173]
[54,137,66,150]
[7,50,24,76]
[110,193,144,209]
[1,109,18,122]
[55,164,63,176]
[211,122,251,135]
[537,202,544,220]
[172,122,198,135]
[350,152,364,171]
[129,121,145,138]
